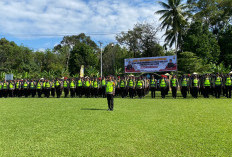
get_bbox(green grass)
[0,93,232,157]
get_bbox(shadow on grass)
[81,108,107,111]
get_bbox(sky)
[0,0,164,51]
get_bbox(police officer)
[51,79,55,98]
[63,79,69,98]
[170,75,178,99]
[70,78,76,98]
[45,79,51,98]
[30,79,36,98]
[203,74,211,98]
[2,80,8,98]
[106,76,115,111]
[128,76,135,98]
[120,77,126,98]
[192,75,199,98]
[23,80,29,97]
[0,81,2,98]
[136,77,143,99]
[160,76,167,98]
[55,79,62,98]
[84,77,91,98]
[93,78,99,98]
[76,77,83,97]
[36,80,42,98]
[150,75,157,99]
[101,77,106,98]
[225,74,232,98]
[180,75,188,98]
[8,80,15,97]
[15,80,21,97]
[42,80,46,96]
[214,73,222,98]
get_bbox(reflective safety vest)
[77,80,82,87]
[43,82,46,88]
[70,81,75,88]
[63,81,68,88]
[3,83,8,89]
[9,83,14,89]
[46,82,51,88]
[160,79,166,88]
[37,83,42,89]
[129,80,134,87]
[171,79,177,87]
[120,81,125,88]
[137,80,142,88]
[55,81,60,87]
[94,81,98,88]
[215,77,221,86]
[102,80,106,86]
[51,82,55,88]
[0,83,2,90]
[225,77,232,86]
[204,78,210,87]
[30,82,35,89]
[23,82,28,88]
[85,81,90,87]
[193,79,198,87]
[16,82,20,89]
[182,79,187,87]
[106,81,113,93]
[150,79,156,87]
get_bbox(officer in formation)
[0,73,231,99]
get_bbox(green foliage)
[218,25,232,68]
[178,51,210,73]
[116,23,165,57]
[85,66,99,77]
[182,21,220,63]
[69,42,98,76]
[156,0,189,50]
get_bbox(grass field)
[0,93,232,156]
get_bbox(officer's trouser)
[85,88,90,98]
[31,89,36,97]
[102,87,106,98]
[64,88,69,98]
[107,94,114,110]
[204,86,210,98]
[171,87,177,98]
[55,87,61,98]
[0,90,2,98]
[51,88,55,97]
[137,88,142,98]
[94,88,98,98]
[70,88,75,97]
[37,89,42,98]
[45,88,50,98]
[129,88,134,98]
[9,90,14,97]
[225,86,232,98]
[192,87,198,98]
[120,87,125,98]
[215,86,221,98]
[181,87,187,98]
[160,87,166,98]
[150,87,156,98]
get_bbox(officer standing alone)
[106,76,115,111]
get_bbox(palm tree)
[156,0,189,51]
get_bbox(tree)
[116,23,164,57]
[182,21,220,64]
[178,51,210,73]
[69,42,98,76]
[54,33,99,72]
[218,25,232,68]
[187,0,232,35]
[156,0,189,51]
[102,44,131,76]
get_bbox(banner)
[80,65,84,77]
[124,55,177,73]
[5,74,13,80]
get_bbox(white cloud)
[0,0,164,44]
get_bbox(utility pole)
[99,41,103,78]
